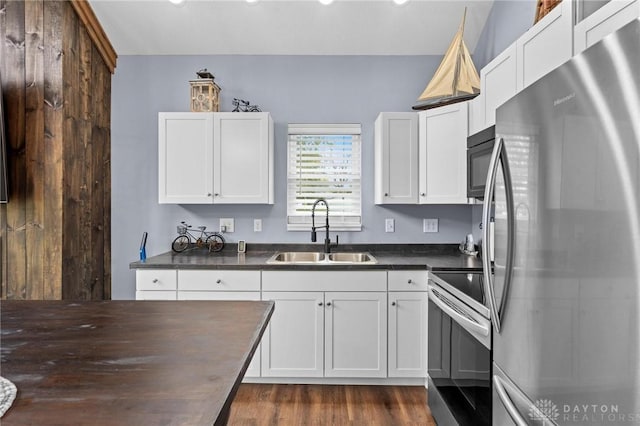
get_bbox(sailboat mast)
[451,7,467,96]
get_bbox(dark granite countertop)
[130,244,483,272]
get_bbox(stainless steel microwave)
[467,126,494,199]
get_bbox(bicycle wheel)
[205,233,225,253]
[172,235,190,253]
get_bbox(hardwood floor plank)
[229,384,436,426]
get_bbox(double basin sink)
[266,251,377,265]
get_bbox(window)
[287,124,362,231]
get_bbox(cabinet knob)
[207,193,212,197]
[318,302,323,306]
[326,302,332,306]
[421,193,426,197]
[152,279,159,283]
[384,193,389,197]
[216,279,222,284]
[407,279,413,284]
[214,193,219,197]
[392,301,397,306]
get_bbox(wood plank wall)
[0,0,112,300]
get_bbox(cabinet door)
[574,0,639,53]
[374,112,418,204]
[481,43,517,127]
[261,292,324,377]
[158,112,214,204]
[213,112,273,204]
[418,102,469,204]
[324,292,387,378]
[388,292,428,378]
[517,0,573,91]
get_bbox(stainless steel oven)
[428,271,492,426]
[467,126,495,199]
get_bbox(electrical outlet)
[385,218,395,233]
[219,218,235,233]
[253,219,262,232]
[423,218,439,233]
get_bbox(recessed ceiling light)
[319,0,334,5]
[168,0,185,4]
[393,0,409,4]
[246,0,259,3]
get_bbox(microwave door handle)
[493,374,528,426]
[428,286,490,337]
[482,138,503,333]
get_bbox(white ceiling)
[89,0,495,56]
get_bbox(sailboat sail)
[413,8,480,110]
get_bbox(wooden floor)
[228,384,436,425]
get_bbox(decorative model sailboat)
[412,8,480,110]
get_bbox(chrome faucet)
[311,198,338,253]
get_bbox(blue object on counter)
[140,232,148,262]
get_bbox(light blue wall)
[473,0,537,69]
[110,2,537,299]
[111,55,475,299]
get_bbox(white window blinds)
[287,124,362,231]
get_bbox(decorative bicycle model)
[171,221,225,253]
[232,98,261,112]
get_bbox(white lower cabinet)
[324,292,387,378]
[387,270,428,378]
[261,271,388,378]
[260,292,325,377]
[135,268,428,382]
[388,292,428,378]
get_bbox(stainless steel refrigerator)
[481,18,640,425]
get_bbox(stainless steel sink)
[266,251,376,265]
[268,252,326,263]
[328,252,377,264]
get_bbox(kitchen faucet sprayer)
[311,198,338,253]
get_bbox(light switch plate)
[219,218,235,233]
[423,218,439,233]
[253,219,262,232]
[385,218,395,233]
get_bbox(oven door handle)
[428,285,489,337]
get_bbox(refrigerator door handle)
[428,285,490,337]
[493,374,528,426]
[482,137,516,334]
[482,138,503,332]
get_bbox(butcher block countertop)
[0,300,274,426]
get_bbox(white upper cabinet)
[213,112,274,204]
[419,102,469,204]
[480,42,518,127]
[517,0,574,91]
[158,112,274,204]
[159,112,214,204]
[574,0,639,53]
[374,112,419,204]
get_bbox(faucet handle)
[335,234,339,245]
[311,229,317,242]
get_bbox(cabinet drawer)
[262,271,386,292]
[178,270,260,291]
[136,270,177,291]
[388,270,428,291]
